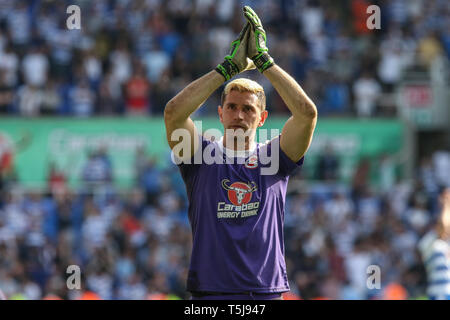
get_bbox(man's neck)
[221,135,256,155]
[223,136,255,150]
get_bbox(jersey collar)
[217,136,257,158]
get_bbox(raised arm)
[164,21,254,161]
[437,188,450,239]
[264,66,317,162]
[243,6,317,163]
[164,71,224,157]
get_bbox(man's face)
[218,90,268,134]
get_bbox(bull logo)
[221,179,257,206]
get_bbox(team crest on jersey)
[221,179,257,206]
[245,154,258,169]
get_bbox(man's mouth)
[229,125,247,130]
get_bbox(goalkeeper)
[164,6,317,300]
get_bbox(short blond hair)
[221,78,266,111]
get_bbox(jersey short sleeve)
[173,133,208,172]
[260,135,304,177]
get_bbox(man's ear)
[218,105,223,123]
[258,110,268,127]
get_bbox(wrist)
[215,59,239,81]
[252,52,274,73]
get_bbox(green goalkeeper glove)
[243,6,275,73]
[215,23,255,81]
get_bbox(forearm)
[164,70,225,123]
[438,205,450,238]
[436,188,450,239]
[263,65,317,119]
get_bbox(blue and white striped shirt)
[418,231,450,300]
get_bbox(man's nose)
[235,108,245,120]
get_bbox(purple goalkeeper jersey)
[177,135,304,293]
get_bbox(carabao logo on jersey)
[217,180,260,219]
[221,179,257,206]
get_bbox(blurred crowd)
[285,151,450,300]
[1,0,450,301]
[0,148,192,300]
[0,145,449,300]
[0,0,448,117]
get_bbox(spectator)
[109,39,133,86]
[377,30,411,91]
[0,43,19,88]
[47,21,78,79]
[418,156,438,195]
[81,148,113,192]
[97,70,123,115]
[324,191,354,229]
[81,199,108,253]
[21,45,49,88]
[139,158,162,206]
[68,78,96,117]
[0,71,15,114]
[307,30,329,65]
[378,154,397,193]
[321,74,350,115]
[432,151,450,188]
[82,49,103,88]
[41,79,62,115]
[86,267,114,300]
[117,273,147,300]
[352,71,381,117]
[142,42,171,85]
[47,163,67,195]
[417,31,444,68]
[404,194,431,232]
[300,0,324,41]
[351,158,371,201]
[16,84,43,117]
[315,144,340,181]
[124,63,151,116]
[328,34,357,84]
[7,1,32,52]
[344,236,372,299]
